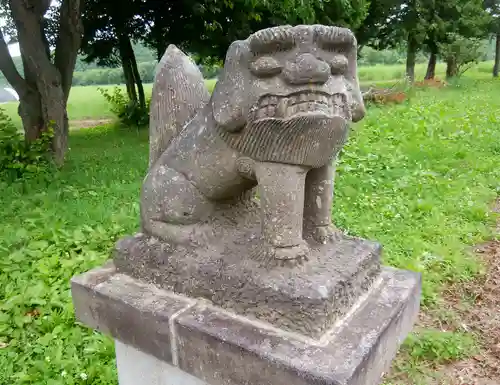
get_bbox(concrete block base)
[115,340,206,385]
[72,263,420,385]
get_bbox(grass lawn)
[1,78,500,384]
[1,79,218,129]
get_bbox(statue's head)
[212,25,365,137]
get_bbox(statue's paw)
[311,225,343,245]
[266,242,310,267]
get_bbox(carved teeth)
[277,99,287,116]
[333,94,343,105]
[257,109,267,119]
[255,92,347,120]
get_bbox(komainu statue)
[140,25,365,267]
[72,24,420,374]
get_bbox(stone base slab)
[113,233,381,338]
[72,263,421,385]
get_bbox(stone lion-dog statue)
[141,25,366,266]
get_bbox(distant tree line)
[5,40,496,88]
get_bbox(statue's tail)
[148,45,210,167]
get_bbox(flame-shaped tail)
[148,45,210,167]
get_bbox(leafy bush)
[439,34,485,78]
[98,87,150,128]
[0,108,54,180]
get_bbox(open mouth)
[252,91,347,121]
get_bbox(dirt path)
[430,200,500,384]
[384,199,500,385]
[427,238,500,385]
[69,119,112,129]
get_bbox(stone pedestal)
[72,254,420,385]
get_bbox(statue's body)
[141,25,365,266]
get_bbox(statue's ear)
[344,35,366,123]
[212,40,250,132]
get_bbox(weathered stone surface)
[175,267,421,385]
[148,44,210,167]
[72,264,421,385]
[71,264,195,363]
[141,25,366,266]
[113,232,381,338]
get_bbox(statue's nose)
[283,53,330,85]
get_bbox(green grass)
[1,79,218,129]
[357,60,497,82]
[1,78,500,383]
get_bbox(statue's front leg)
[303,162,342,244]
[254,161,309,266]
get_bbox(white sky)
[8,43,20,57]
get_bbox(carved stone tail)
[148,45,210,167]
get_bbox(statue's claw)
[266,242,310,267]
[310,225,343,244]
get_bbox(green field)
[1,79,218,128]
[1,67,500,383]
[1,61,495,128]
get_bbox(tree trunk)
[155,41,168,62]
[130,52,146,109]
[118,33,138,104]
[55,0,86,102]
[0,21,45,143]
[20,51,45,142]
[425,52,437,80]
[7,0,84,165]
[406,34,417,83]
[122,58,138,103]
[494,32,500,78]
[118,33,145,108]
[446,57,458,79]
[18,93,44,142]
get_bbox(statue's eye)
[250,56,282,77]
[329,55,348,75]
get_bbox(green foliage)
[359,46,428,66]
[439,34,485,77]
[98,87,150,128]
[0,125,147,383]
[388,329,478,382]
[0,108,54,181]
[71,58,220,87]
[336,79,500,305]
[403,330,477,364]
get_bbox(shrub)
[439,34,484,78]
[98,87,150,128]
[0,108,54,181]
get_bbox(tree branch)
[8,0,58,81]
[0,28,28,94]
[54,0,84,101]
